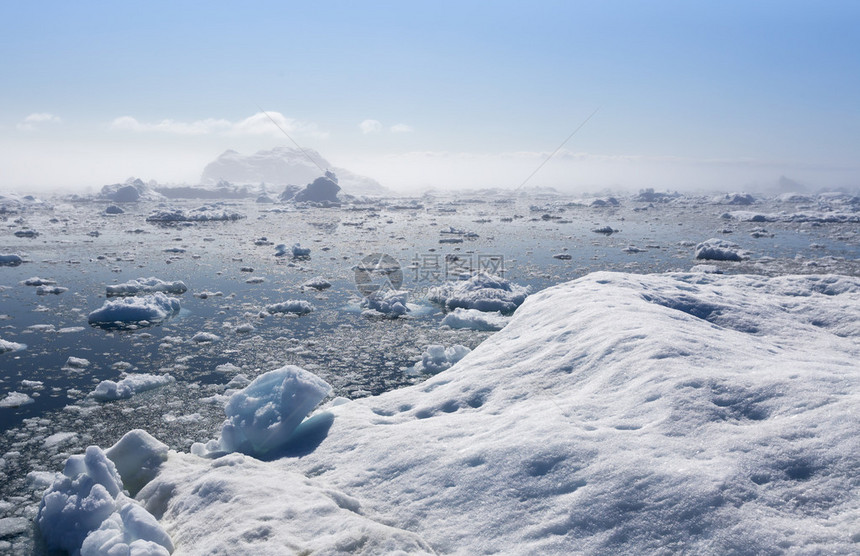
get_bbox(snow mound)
[410,344,471,374]
[266,300,314,315]
[0,253,24,266]
[0,338,26,354]
[695,238,749,261]
[91,374,175,401]
[37,445,173,555]
[429,272,530,314]
[194,365,332,457]
[440,307,511,331]
[106,277,188,297]
[88,293,181,328]
[141,271,860,554]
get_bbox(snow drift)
[138,271,860,554]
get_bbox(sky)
[1,0,859,194]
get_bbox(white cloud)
[390,123,413,133]
[110,112,328,139]
[17,112,62,131]
[359,119,383,134]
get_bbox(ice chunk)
[106,277,188,297]
[266,300,314,315]
[105,430,169,496]
[38,446,173,555]
[91,374,175,401]
[0,338,26,354]
[694,238,749,261]
[0,253,24,266]
[191,332,220,343]
[361,289,410,317]
[146,204,244,223]
[302,276,331,290]
[66,356,91,368]
[410,344,471,374]
[88,293,181,328]
[21,276,56,286]
[440,308,511,331]
[0,391,34,408]
[430,272,529,314]
[36,285,68,295]
[202,365,332,456]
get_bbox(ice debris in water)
[193,365,332,457]
[440,307,511,331]
[106,277,188,297]
[429,272,530,314]
[0,338,27,354]
[266,300,314,315]
[37,445,173,556]
[409,344,471,375]
[302,276,332,290]
[145,204,244,223]
[88,293,181,328]
[90,374,176,401]
[0,253,24,266]
[0,391,34,408]
[694,238,749,261]
[360,289,410,318]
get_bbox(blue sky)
[1,1,858,192]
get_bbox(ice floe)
[429,272,530,314]
[440,307,511,331]
[0,391,34,408]
[266,300,314,315]
[0,338,27,354]
[145,204,244,223]
[91,374,176,401]
[694,238,749,261]
[88,293,182,328]
[409,344,471,375]
[0,253,24,266]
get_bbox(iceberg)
[88,293,181,328]
[694,238,749,261]
[429,272,529,314]
[106,277,188,297]
[90,374,176,402]
[266,300,313,315]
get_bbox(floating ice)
[21,276,56,286]
[266,300,313,315]
[194,365,332,457]
[146,205,244,223]
[360,289,410,317]
[0,391,34,408]
[36,285,68,295]
[65,356,91,368]
[0,338,26,354]
[302,276,331,290]
[276,242,310,257]
[0,253,24,266]
[410,344,471,375]
[36,445,173,555]
[191,332,220,343]
[592,225,618,234]
[88,293,181,328]
[440,307,510,331]
[429,272,529,314]
[106,277,188,297]
[694,238,749,261]
[90,374,175,401]
[104,429,168,496]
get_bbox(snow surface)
[193,365,332,457]
[88,293,182,327]
[139,271,860,554]
[429,272,530,314]
[91,374,176,402]
[106,277,188,297]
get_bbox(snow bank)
[410,344,471,374]
[0,253,24,266]
[91,374,175,401]
[142,271,860,554]
[0,338,26,354]
[193,365,332,457]
[694,238,749,261]
[440,307,511,331]
[429,272,530,314]
[88,293,181,328]
[106,277,188,297]
[266,300,314,315]
[37,445,173,555]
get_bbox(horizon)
[2,1,859,194]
